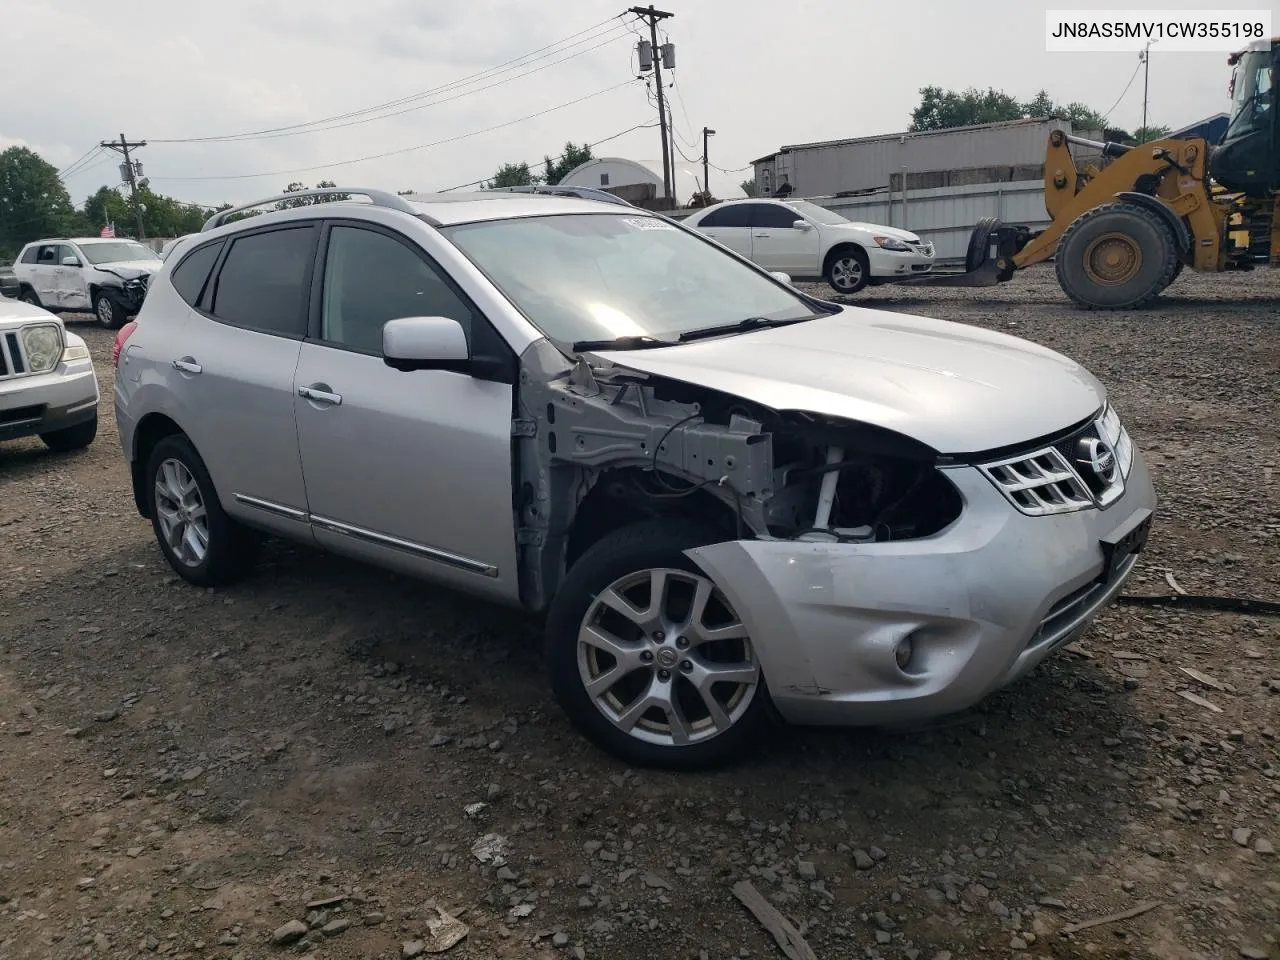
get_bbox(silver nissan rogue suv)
[113,187,1157,770]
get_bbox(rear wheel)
[545,519,768,770]
[825,246,869,294]
[1055,201,1179,309]
[145,434,259,587]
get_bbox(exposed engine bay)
[513,340,965,609]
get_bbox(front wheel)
[40,415,97,452]
[545,519,769,770]
[1055,201,1179,309]
[145,434,258,586]
[94,292,125,329]
[826,247,869,294]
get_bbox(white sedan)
[682,198,935,294]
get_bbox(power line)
[434,120,658,191]
[163,29,632,145]
[150,15,627,144]
[147,79,642,182]
[1101,57,1144,124]
[59,145,103,179]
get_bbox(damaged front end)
[513,340,964,610]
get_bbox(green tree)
[1134,124,1172,143]
[83,185,131,234]
[909,85,1025,131]
[740,178,758,197]
[543,141,593,185]
[486,162,539,188]
[0,146,83,260]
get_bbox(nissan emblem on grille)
[1076,436,1118,484]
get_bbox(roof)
[752,117,1067,163]
[559,156,660,183]
[23,236,150,246]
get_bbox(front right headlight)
[21,323,63,374]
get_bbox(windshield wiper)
[571,335,675,352]
[677,315,810,342]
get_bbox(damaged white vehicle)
[113,187,1156,769]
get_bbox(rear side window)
[753,204,801,229]
[20,247,39,264]
[208,227,315,337]
[698,206,750,228]
[170,241,224,307]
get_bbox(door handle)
[298,383,342,406]
[171,358,202,374]
[754,232,770,237]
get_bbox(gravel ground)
[1,265,1277,960]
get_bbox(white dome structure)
[556,157,666,199]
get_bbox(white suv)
[114,187,1155,770]
[14,237,162,329]
[683,198,934,294]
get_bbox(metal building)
[751,118,1076,198]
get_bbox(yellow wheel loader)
[907,38,1278,309]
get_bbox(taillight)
[113,320,138,368]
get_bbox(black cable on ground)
[1115,594,1280,616]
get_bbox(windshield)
[441,213,817,345]
[1226,50,1273,139]
[80,241,160,265]
[783,200,850,226]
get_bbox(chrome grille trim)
[0,330,29,381]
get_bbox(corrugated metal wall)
[811,180,1051,262]
[755,119,1073,197]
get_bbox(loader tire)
[965,217,1001,272]
[1055,201,1179,310]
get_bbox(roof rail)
[201,187,420,232]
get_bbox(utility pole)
[1139,41,1152,141]
[100,133,147,239]
[701,127,715,200]
[630,5,674,206]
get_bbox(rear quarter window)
[170,240,224,307]
[19,247,39,264]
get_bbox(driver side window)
[320,225,473,355]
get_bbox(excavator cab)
[1211,39,1279,194]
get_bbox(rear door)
[748,203,820,274]
[692,204,753,259]
[169,224,318,540]
[31,244,60,305]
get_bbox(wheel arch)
[822,240,868,276]
[130,413,186,518]
[1113,191,1191,255]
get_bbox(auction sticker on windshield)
[621,217,677,231]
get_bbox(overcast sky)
[4,0,1265,211]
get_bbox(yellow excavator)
[910,37,1278,309]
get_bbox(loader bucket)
[896,217,1027,288]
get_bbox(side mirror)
[382,316,470,372]
[792,220,812,231]
[61,256,81,267]
[769,271,793,285]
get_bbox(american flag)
[99,223,115,238]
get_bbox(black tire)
[965,216,1001,272]
[40,415,97,452]
[825,245,869,294]
[545,518,771,770]
[18,287,41,308]
[1161,259,1184,291]
[144,434,258,587]
[1054,201,1179,309]
[93,291,125,330]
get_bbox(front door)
[293,221,519,602]
[54,244,91,310]
[749,204,821,274]
[31,244,60,306]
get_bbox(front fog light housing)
[21,323,63,373]
[894,635,914,671]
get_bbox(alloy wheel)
[831,256,863,290]
[154,458,210,567]
[576,567,759,747]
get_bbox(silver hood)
[593,306,1106,454]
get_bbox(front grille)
[0,331,28,380]
[1028,552,1138,651]
[978,412,1132,516]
